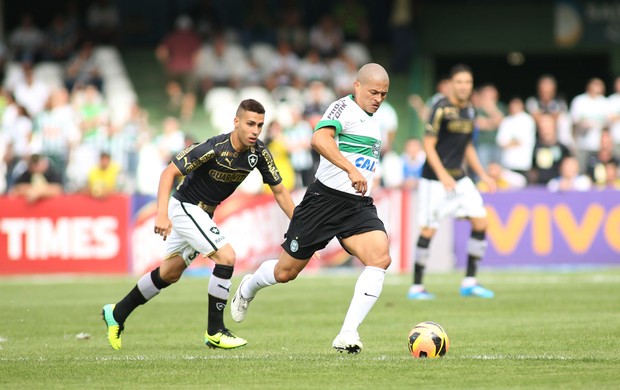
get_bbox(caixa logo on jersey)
[355,157,377,172]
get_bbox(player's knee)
[159,264,183,284]
[274,268,300,283]
[367,253,391,270]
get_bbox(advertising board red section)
[0,195,129,274]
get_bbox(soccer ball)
[408,321,450,358]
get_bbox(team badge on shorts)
[290,239,299,252]
[248,154,258,168]
[210,227,220,234]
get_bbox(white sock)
[462,277,477,288]
[241,259,278,299]
[339,266,386,335]
[208,275,231,300]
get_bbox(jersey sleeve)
[425,102,445,137]
[172,139,215,175]
[256,146,283,186]
[314,100,344,136]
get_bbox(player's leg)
[458,177,494,298]
[408,227,437,300]
[333,230,391,354]
[203,243,247,349]
[408,178,444,299]
[231,252,311,323]
[102,254,186,350]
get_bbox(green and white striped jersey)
[314,95,382,195]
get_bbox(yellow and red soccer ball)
[408,321,450,358]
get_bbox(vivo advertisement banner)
[455,188,620,268]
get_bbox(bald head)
[356,63,390,85]
[353,63,390,113]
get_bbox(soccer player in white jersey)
[230,63,391,354]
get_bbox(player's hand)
[480,174,497,194]
[349,171,368,195]
[154,214,172,241]
[439,174,457,193]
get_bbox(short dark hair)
[237,99,265,117]
[450,64,473,79]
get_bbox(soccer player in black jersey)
[407,64,497,300]
[102,99,295,350]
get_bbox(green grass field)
[1,269,619,389]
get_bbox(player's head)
[354,63,389,113]
[449,64,474,104]
[233,99,266,151]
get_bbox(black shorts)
[281,180,386,260]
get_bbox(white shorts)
[417,177,486,229]
[164,197,229,266]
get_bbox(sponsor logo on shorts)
[290,239,299,252]
[210,227,220,235]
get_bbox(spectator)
[478,162,526,192]
[525,74,568,123]
[65,41,103,92]
[85,151,121,198]
[473,83,505,170]
[547,156,591,192]
[283,108,315,188]
[155,15,202,122]
[401,138,425,190]
[585,130,617,186]
[86,0,120,45]
[309,15,344,59]
[31,87,80,178]
[195,33,247,94]
[3,104,33,190]
[374,100,398,158]
[75,84,108,146]
[14,63,50,118]
[530,114,571,184]
[330,52,357,97]
[296,48,331,86]
[46,14,78,62]
[607,75,620,156]
[10,154,63,202]
[570,78,609,171]
[599,159,620,189]
[263,121,295,191]
[8,13,46,63]
[265,40,301,90]
[496,97,536,179]
[408,76,451,123]
[155,117,186,164]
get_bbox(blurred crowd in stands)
[0,0,619,205]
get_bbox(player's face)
[354,79,389,113]
[451,71,473,104]
[233,110,265,150]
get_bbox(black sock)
[207,295,227,334]
[414,263,425,285]
[466,230,486,278]
[207,264,234,335]
[413,236,431,285]
[466,256,478,278]
[113,267,171,324]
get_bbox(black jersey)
[421,97,476,181]
[171,133,282,210]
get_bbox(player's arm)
[154,162,182,240]
[423,105,456,191]
[464,142,496,193]
[423,134,456,191]
[269,182,295,219]
[311,126,367,195]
